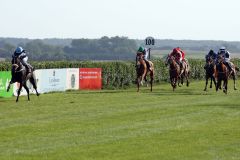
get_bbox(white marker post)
[145,37,155,59]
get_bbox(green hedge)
[1,59,239,89]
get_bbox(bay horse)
[7,56,39,102]
[136,52,154,92]
[215,56,228,94]
[165,55,181,91]
[203,56,216,91]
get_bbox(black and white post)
[145,37,155,59]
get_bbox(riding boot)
[25,65,31,73]
[204,63,207,70]
[225,62,232,72]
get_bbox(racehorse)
[165,55,181,91]
[7,56,39,102]
[136,52,154,92]
[227,62,239,90]
[179,59,190,87]
[215,56,228,94]
[203,56,216,91]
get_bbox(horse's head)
[136,52,144,66]
[136,52,144,60]
[217,55,224,64]
[12,56,22,72]
[206,56,214,65]
[165,55,175,66]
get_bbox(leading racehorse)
[136,52,154,92]
[7,56,39,102]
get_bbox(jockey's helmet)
[138,46,144,53]
[15,46,24,54]
[219,46,226,54]
[220,46,226,51]
[209,49,214,54]
[173,48,178,53]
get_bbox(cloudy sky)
[0,0,239,41]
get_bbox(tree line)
[0,36,137,61]
[1,37,240,61]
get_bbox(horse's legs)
[210,76,212,88]
[219,80,222,90]
[178,76,182,87]
[186,72,189,87]
[212,76,217,90]
[170,77,174,91]
[23,83,30,101]
[181,74,184,85]
[137,77,140,92]
[216,79,221,92]
[150,71,154,92]
[30,76,40,96]
[144,75,148,87]
[7,81,13,92]
[232,72,237,90]
[16,83,23,102]
[204,75,209,91]
[223,79,228,94]
[172,77,177,91]
[225,79,228,94]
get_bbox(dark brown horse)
[204,57,216,91]
[215,56,228,94]
[7,56,39,102]
[165,55,181,91]
[136,53,154,92]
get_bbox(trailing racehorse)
[227,62,239,90]
[136,52,154,92]
[165,55,181,91]
[215,56,228,94]
[7,56,39,102]
[179,59,190,87]
[203,57,216,91]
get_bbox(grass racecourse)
[0,81,239,160]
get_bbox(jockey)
[217,46,233,71]
[169,47,185,70]
[205,49,217,63]
[13,46,33,73]
[136,46,152,71]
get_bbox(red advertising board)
[79,68,102,90]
